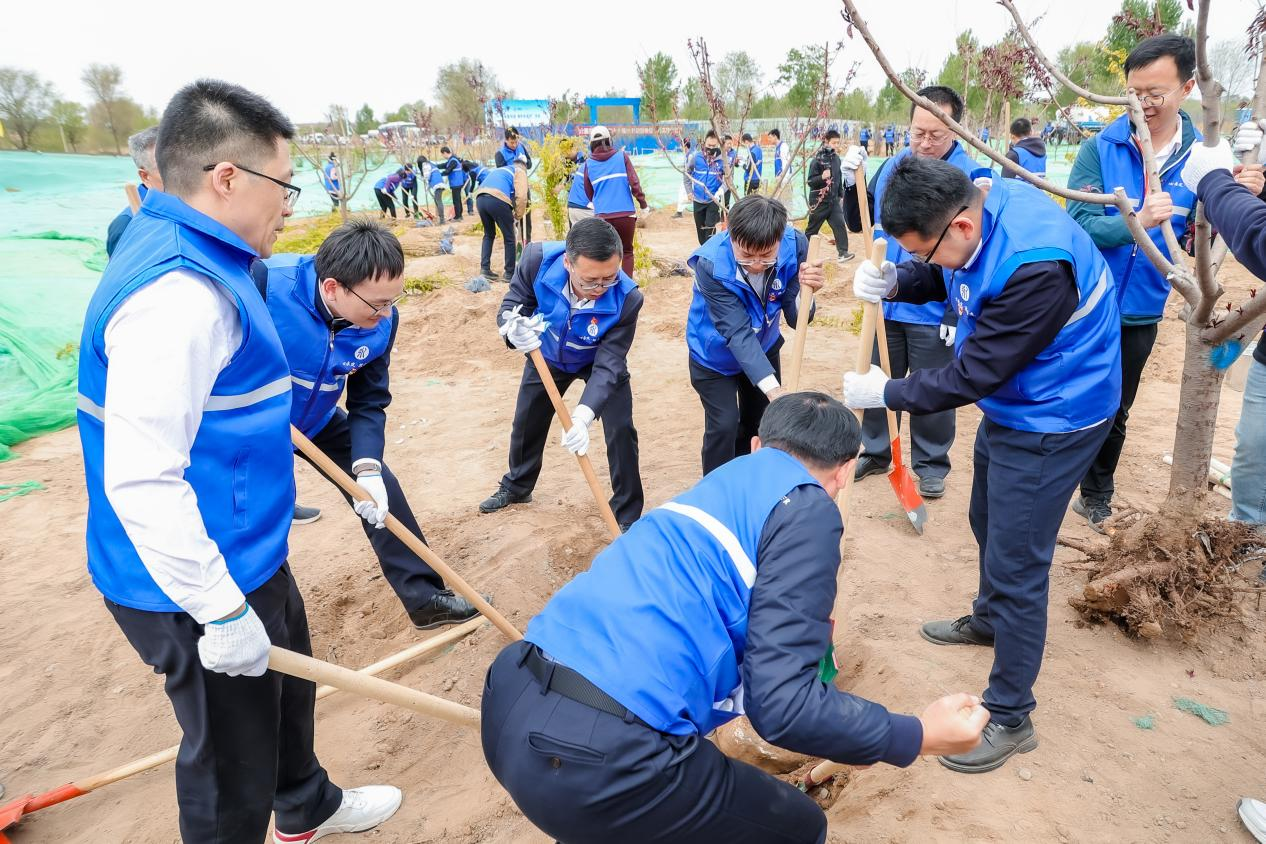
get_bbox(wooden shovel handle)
[837,238,887,529]
[124,183,141,214]
[786,235,824,392]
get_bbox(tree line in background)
[0,63,158,153]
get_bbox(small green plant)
[633,240,656,287]
[55,342,79,361]
[404,272,449,295]
[529,134,583,239]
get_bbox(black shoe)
[938,716,1038,773]
[918,476,946,499]
[292,504,322,525]
[920,615,994,647]
[481,269,500,281]
[479,484,532,513]
[1072,495,1111,534]
[836,252,856,263]
[409,589,486,630]
[854,456,890,481]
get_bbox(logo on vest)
[586,317,600,339]
[958,282,970,301]
[354,346,370,361]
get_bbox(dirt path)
[1,209,1263,842]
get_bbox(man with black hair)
[436,145,467,221]
[856,85,976,499]
[844,155,1121,773]
[77,79,400,844]
[741,132,763,195]
[771,127,789,182]
[479,217,645,531]
[481,392,989,843]
[496,129,533,242]
[686,194,825,474]
[687,130,726,245]
[473,158,529,280]
[1005,117,1047,178]
[804,128,861,263]
[255,219,483,631]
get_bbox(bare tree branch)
[1204,289,1266,343]
[996,0,1129,106]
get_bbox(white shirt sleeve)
[102,269,247,624]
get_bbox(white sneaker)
[1239,797,1266,843]
[274,786,403,843]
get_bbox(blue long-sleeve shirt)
[1198,169,1266,365]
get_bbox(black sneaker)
[920,615,994,647]
[479,484,532,513]
[409,589,486,630]
[482,269,500,281]
[939,716,1038,774]
[918,476,946,499]
[854,456,890,481]
[292,504,322,525]
[1072,495,1111,534]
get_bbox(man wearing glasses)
[857,85,977,501]
[480,217,645,531]
[844,155,1121,774]
[77,80,400,843]
[253,219,483,632]
[685,194,825,475]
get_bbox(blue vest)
[1094,113,1199,319]
[426,165,444,190]
[499,142,527,168]
[322,162,340,191]
[884,128,895,143]
[471,163,489,184]
[525,447,825,735]
[686,227,801,376]
[566,156,590,208]
[1013,144,1046,176]
[689,151,724,203]
[747,145,763,184]
[951,173,1122,433]
[480,165,516,200]
[262,254,395,436]
[400,171,416,190]
[587,150,635,215]
[77,191,294,612]
[860,128,870,143]
[874,143,978,325]
[773,141,787,177]
[533,243,637,373]
[445,155,466,187]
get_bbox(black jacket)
[1198,169,1266,364]
[806,146,843,210]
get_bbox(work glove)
[561,404,596,456]
[939,323,956,347]
[354,471,390,529]
[1234,121,1263,153]
[1179,138,1236,194]
[498,304,548,353]
[853,259,897,303]
[198,604,271,677]
[843,364,890,409]
[840,144,867,174]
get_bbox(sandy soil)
[2,207,1265,843]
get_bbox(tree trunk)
[1164,322,1226,520]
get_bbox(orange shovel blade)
[888,436,927,535]
[0,795,34,837]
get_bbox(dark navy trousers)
[481,641,827,844]
[965,418,1111,726]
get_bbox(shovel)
[124,183,141,213]
[0,618,484,841]
[784,235,825,392]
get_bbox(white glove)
[354,471,389,529]
[840,144,867,173]
[939,323,956,346]
[1234,121,1263,153]
[853,259,897,303]
[561,404,595,456]
[842,364,890,409]
[198,604,271,677]
[499,304,548,353]
[1180,138,1236,193]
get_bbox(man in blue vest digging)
[253,219,483,631]
[478,217,644,532]
[480,392,989,843]
[844,155,1122,773]
[77,79,399,844]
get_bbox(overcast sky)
[6,0,1260,123]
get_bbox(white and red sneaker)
[274,786,403,843]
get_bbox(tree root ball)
[712,717,813,774]
[1068,514,1262,639]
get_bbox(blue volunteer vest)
[689,151,724,202]
[686,227,801,376]
[77,191,295,612]
[471,163,489,184]
[499,142,527,168]
[533,242,637,373]
[1013,145,1046,176]
[566,155,590,208]
[1095,112,1199,320]
[884,128,895,143]
[480,165,516,201]
[587,150,635,215]
[323,162,340,192]
[445,155,466,187]
[951,173,1121,433]
[525,447,826,735]
[747,145,763,184]
[773,141,787,177]
[262,254,394,437]
[400,171,416,190]
[860,129,870,144]
[426,166,444,190]
[873,143,979,325]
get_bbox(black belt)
[523,644,649,727]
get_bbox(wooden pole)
[290,425,522,641]
[527,349,623,539]
[785,235,825,391]
[124,183,141,213]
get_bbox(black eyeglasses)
[914,205,968,264]
[1135,83,1186,109]
[342,282,403,315]
[203,162,302,209]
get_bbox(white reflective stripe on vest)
[204,376,293,411]
[77,393,106,422]
[590,173,629,186]
[290,375,345,392]
[658,501,757,587]
[1064,269,1110,328]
